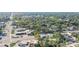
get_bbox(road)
[0,21,12,45]
[0,21,12,46]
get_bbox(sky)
[0,0,79,12]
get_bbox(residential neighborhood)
[0,12,79,47]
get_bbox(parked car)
[0,36,2,40]
[18,43,28,47]
[4,44,9,47]
[2,33,7,36]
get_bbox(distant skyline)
[0,12,79,17]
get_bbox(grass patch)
[10,43,16,47]
[11,30,15,34]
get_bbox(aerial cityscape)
[0,12,79,47]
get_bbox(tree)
[34,31,40,40]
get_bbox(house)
[16,28,26,31]
[25,30,34,35]
[15,28,34,35]
[15,28,26,35]
[67,26,77,31]
[61,33,76,42]
[40,33,53,38]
